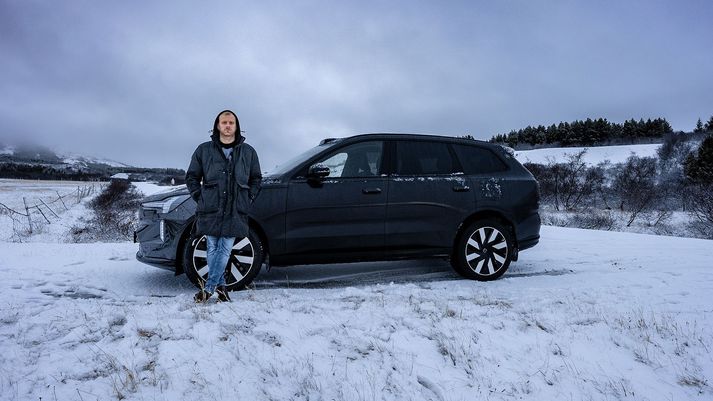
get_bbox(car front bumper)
[135,251,177,271]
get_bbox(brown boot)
[194,290,212,303]
[216,286,231,302]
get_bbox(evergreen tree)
[635,118,645,138]
[694,118,705,133]
[488,116,669,147]
[545,124,558,144]
[705,116,713,132]
[535,125,546,145]
[659,118,673,134]
[622,119,637,140]
[685,135,713,183]
[506,130,518,147]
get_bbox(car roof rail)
[319,138,340,145]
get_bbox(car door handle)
[362,187,382,194]
[452,185,470,192]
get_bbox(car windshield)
[267,141,338,175]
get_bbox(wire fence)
[0,184,99,236]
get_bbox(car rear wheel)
[183,228,264,291]
[452,219,513,281]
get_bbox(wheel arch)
[174,218,196,275]
[248,217,270,256]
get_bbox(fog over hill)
[0,140,183,183]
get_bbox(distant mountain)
[0,142,132,169]
[0,141,183,183]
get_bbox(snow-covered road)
[1,226,712,400]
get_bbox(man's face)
[217,113,236,139]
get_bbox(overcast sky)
[1,0,712,171]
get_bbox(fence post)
[23,197,33,233]
[56,191,68,211]
[40,198,59,218]
[35,204,50,223]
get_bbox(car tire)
[452,219,513,281]
[183,228,264,291]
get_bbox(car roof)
[331,133,495,147]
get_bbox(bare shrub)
[525,150,604,211]
[72,180,141,242]
[540,212,571,227]
[613,155,660,226]
[684,183,713,238]
[569,209,616,230]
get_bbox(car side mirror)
[307,164,331,180]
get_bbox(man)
[185,110,262,303]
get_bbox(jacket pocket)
[236,185,251,212]
[199,181,219,213]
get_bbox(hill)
[0,142,184,183]
[514,143,661,166]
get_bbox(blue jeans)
[204,236,235,293]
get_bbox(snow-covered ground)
[1,177,712,401]
[0,179,104,242]
[515,144,661,165]
[60,153,131,168]
[1,230,712,399]
[0,179,101,212]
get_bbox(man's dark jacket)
[185,129,262,238]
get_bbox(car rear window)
[453,144,508,174]
[395,141,458,175]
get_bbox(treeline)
[490,117,681,148]
[0,162,185,185]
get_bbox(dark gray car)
[135,133,540,290]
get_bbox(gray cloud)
[1,0,712,171]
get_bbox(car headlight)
[142,195,190,214]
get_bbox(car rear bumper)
[517,235,540,251]
[516,211,541,252]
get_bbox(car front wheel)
[183,228,264,291]
[452,219,513,281]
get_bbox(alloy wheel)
[191,236,255,286]
[464,226,509,276]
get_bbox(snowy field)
[1,229,712,399]
[1,177,712,400]
[514,144,661,166]
[0,179,104,242]
[0,179,101,211]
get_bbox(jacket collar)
[211,133,245,148]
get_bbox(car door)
[386,140,474,251]
[451,143,510,210]
[285,140,387,256]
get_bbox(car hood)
[141,186,189,203]
[140,174,282,203]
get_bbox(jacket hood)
[211,109,243,144]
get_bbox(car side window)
[315,141,383,178]
[395,141,458,175]
[452,144,508,174]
